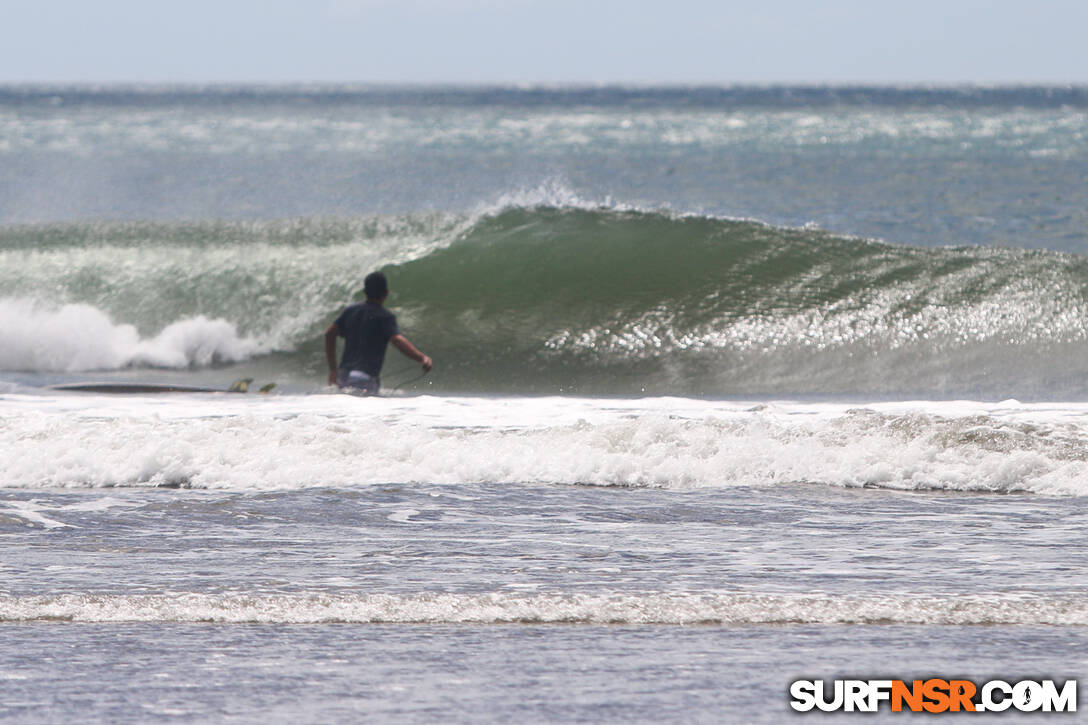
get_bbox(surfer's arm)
[391,334,433,373]
[324,323,340,386]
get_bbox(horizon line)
[2,79,1087,89]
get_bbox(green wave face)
[5,205,1088,396]
[386,207,1088,396]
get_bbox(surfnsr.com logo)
[789,679,1077,713]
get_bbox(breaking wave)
[4,200,1088,396]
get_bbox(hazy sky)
[2,0,1087,84]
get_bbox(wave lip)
[2,592,1084,626]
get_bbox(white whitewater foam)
[0,591,1084,626]
[2,393,1088,494]
[0,298,266,371]
[0,212,475,365]
[1,501,77,529]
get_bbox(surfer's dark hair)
[364,271,389,299]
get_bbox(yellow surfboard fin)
[227,378,253,393]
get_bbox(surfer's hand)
[327,370,339,387]
[421,355,433,373]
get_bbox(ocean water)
[2,85,1088,722]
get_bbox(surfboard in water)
[46,379,266,394]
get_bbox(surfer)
[324,271,432,394]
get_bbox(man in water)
[324,271,432,394]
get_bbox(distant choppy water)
[2,86,1088,723]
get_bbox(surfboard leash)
[387,371,429,391]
